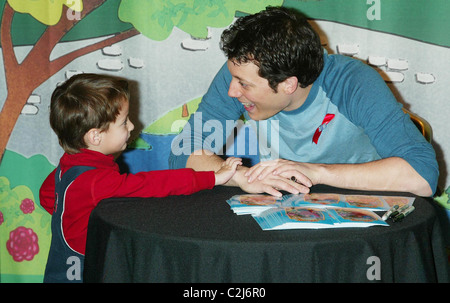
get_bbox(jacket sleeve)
[39,169,56,214]
[340,59,439,194]
[84,168,216,204]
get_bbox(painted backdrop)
[0,0,449,282]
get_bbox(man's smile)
[241,101,255,111]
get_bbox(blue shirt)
[169,53,439,194]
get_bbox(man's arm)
[313,57,438,196]
[246,157,432,196]
[315,157,433,196]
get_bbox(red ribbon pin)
[312,114,335,144]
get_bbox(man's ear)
[281,76,299,95]
[85,128,102,147]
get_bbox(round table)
[84,185,449,282]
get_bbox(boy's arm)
[39,169,56,214]
[88,168,216,202]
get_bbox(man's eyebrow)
[233,75,252,84]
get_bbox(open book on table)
[226,193,415,230]
[226,193,414,215]
[253,206,389,230]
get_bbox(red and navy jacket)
[40,149,215,259]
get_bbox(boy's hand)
[214,157,243,185]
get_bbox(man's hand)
[245,159,314,189]
[233,162,312,197]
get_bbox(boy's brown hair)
[50,73,130,154]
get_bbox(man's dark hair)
[220,6,324,91]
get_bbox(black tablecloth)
[84,185,449,283]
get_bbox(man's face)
[227,60,298,121]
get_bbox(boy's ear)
[281,76,299,95]
[85,128,102,146]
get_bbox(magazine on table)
[226,192,415,230]
[253,206,389,230]
[226,192,415,215]
[226,194,293,215]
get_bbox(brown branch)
[0,2,19,68]
[49,28,140,74]
[36,0,107,48]
[24,0,107,67]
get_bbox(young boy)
[39,73,242,283]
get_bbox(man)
[169,6,438,197]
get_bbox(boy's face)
[98,99,134,155]
[226,60,302,121]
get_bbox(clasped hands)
[239,159,315,197]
